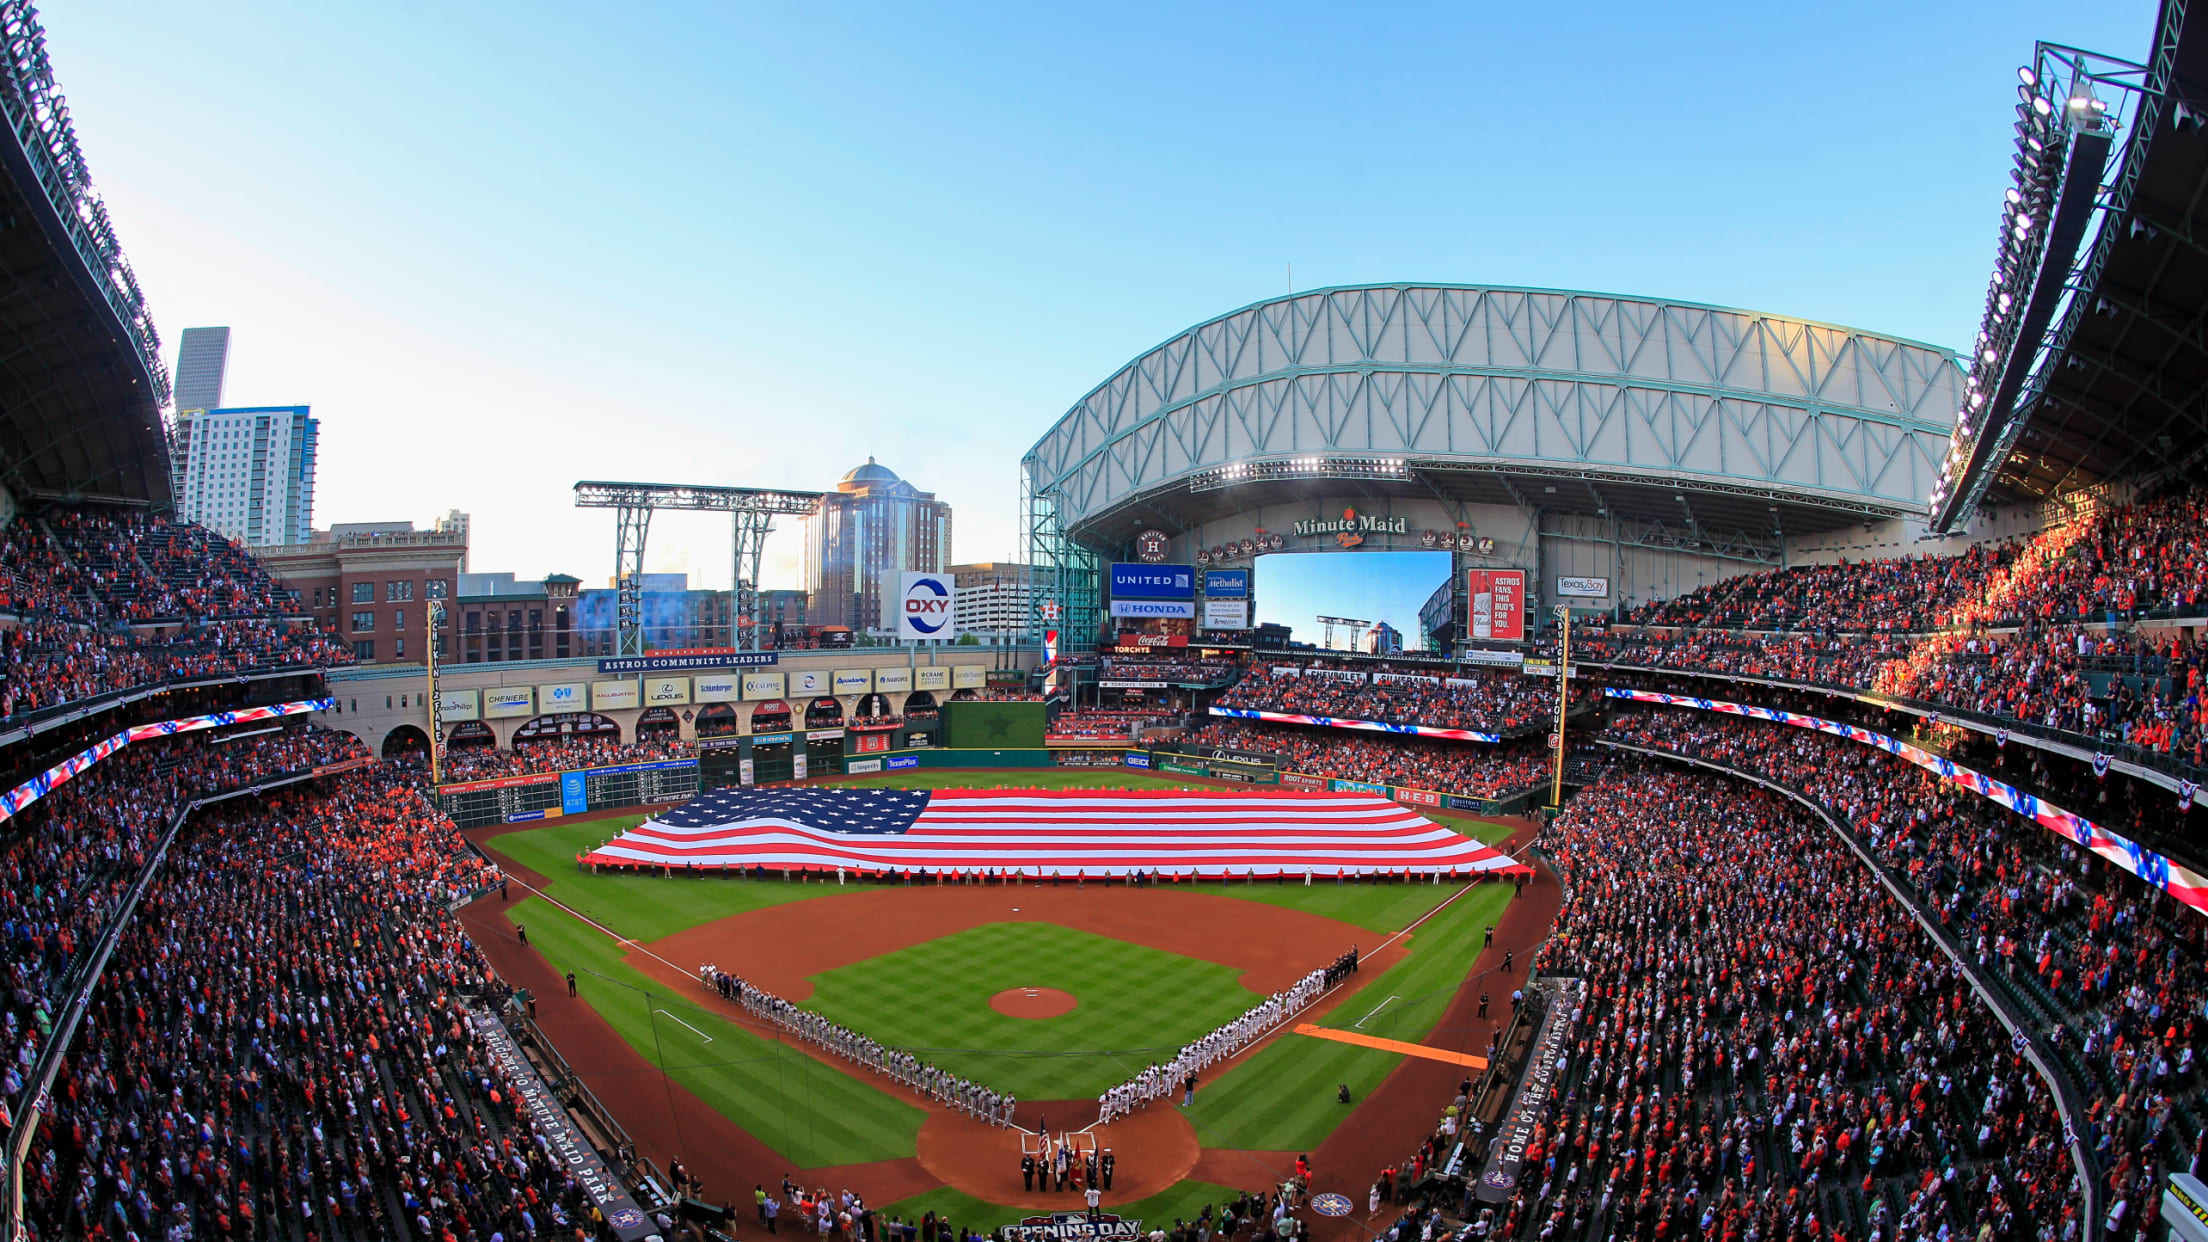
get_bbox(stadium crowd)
[1047,709,1176,739]
[1584,484,2208,774]
[1216,662,1571,733]
[1601,706,2202,1226]
[1098,657,1238,684]
[435,734,694,784]
[1512,763,2088,1242]
[1185,720,1547,798]
[0,510,353,724]
[4,757,650,1242]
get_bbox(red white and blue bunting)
[0,699,333,824]
[1605,688,2208,919]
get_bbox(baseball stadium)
[1,4,2206,1242]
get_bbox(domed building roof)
[841,457,901,485]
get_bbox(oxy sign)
[898,572,956,639]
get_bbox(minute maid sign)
[1295,506,1407,548]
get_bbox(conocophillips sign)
[898,571,955,639]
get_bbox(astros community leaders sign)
[597,647,777,674]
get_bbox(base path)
[648,884,1401,1003]
[460,791,1550,1227]
[1301,820,1563,1241]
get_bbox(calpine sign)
[898,572,956,640]
[1294,507,1407,547]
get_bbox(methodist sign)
[898,571,956,640]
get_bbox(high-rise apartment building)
[803,459,952,632]
[172,327,230,413]
[175,405,319,546]
[950,562,1032,636]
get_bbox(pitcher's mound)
[990,987,1076,1018]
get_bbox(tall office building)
[176,405,319,547]
[172,327,231,413]
[168,327,233,500]
[803,458,952,632]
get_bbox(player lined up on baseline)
[1096,957,1344,1124]
[696,963,1019,1126]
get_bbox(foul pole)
[1550,604,1571,809]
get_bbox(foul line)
[1353,996,1401,1029]
[1292,1023,1489,1069]
[654,1009,714,1043]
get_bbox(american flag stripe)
[582,788,1515,876]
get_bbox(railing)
[1598,738,2102,1242]
[1583,653,2207,792]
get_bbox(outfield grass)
[803,923,1261,1101]
[482,769,1523,1168]
[879,1180,1247,1234]
[1182,881,1514,1152]
[488,773,1513,943]
[512,893,926,1168]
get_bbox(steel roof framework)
[1022,285,1963,644]
[573,481,823,654]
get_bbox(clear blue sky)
[44,1,2154,594]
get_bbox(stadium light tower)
[1315,615,1370,652]
[574,481,824,655]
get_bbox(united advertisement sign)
[1110,563,1193,598]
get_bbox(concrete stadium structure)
[1023,284,1966,644]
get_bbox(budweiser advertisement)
[1465,568,1526,641]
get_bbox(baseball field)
[466,769,1531,1233]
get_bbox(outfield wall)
[438,743,1545,827]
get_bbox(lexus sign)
[897,571,956,640]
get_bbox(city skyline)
[63,0,2154,591]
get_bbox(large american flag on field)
[580,788,1517,877]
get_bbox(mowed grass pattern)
[1183,881,1515,1151]
[803,923,1261,1101]
[512,894,926,1168]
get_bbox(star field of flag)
[582,787,1517,877]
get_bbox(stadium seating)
[1496,762,2090,1242]
[1184,719,1546,797]
[1217,660,1578,733]
[1597,709,2198,1230]
[0,509,353,724]
[1584,484,2208,775]
[434,734,694,783]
